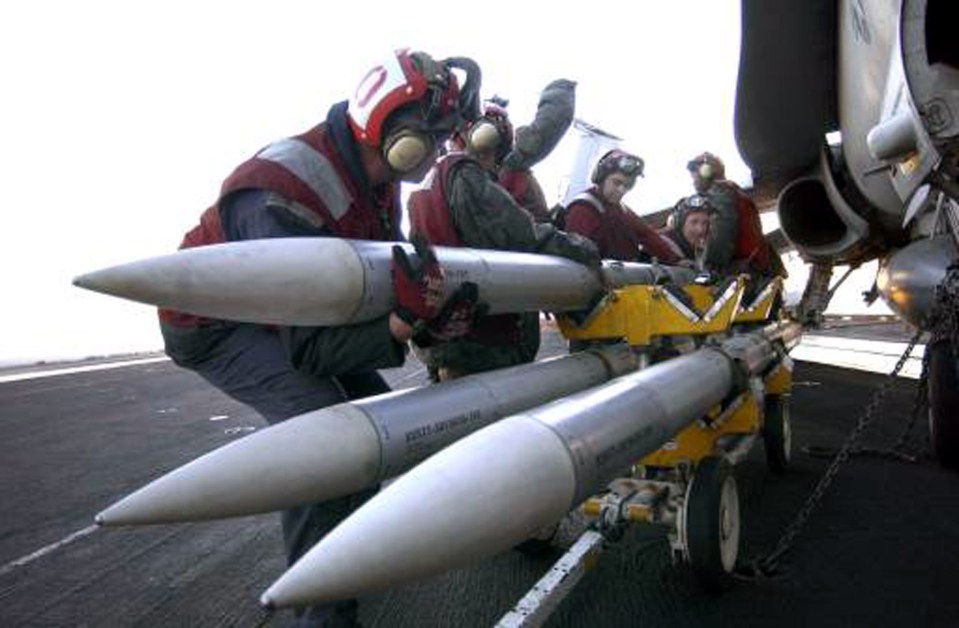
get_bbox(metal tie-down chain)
[837,344,930,464]
[734,328,924,580]
[738,262,959,580]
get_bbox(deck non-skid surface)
[1,328,957,627]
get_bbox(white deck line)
[0,525,99,577]
[792,334,926,379]
[0,356,170,385]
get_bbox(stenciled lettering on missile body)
[388,408,495,475]
[444,267,472,283]
[405,410,483,451]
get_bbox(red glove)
[414,282,486,345]
[392,235,446,325]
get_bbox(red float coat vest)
[565,189,680,263]
[716,181,771,272]
[160,124,400,327]
[499,168,550,222]
[408,154,520,345]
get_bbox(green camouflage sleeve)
[447,160,600,268]
[703,184,740,271]
[502,79,576,171]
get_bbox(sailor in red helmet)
[686,151,784,279]
[158,49,481,627]
[564,150,681,263]
[408,80,599,381]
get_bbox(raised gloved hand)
[392,235,446,325]
[414,282,486,345]
[502,79,576,170]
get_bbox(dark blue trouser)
[162,322,388,627]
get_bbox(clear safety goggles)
[682,194,715,213]
[613,154,645,177]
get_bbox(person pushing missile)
[157,49,481,627]
[408,80,600,381]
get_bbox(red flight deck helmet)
[347,49,481,173]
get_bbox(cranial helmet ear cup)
[590,152,610,185]
[468,121,501,153]
[590,166,601,185]
[698,162,714,179]
[383,131,431,173]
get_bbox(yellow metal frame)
[733,277,784,323]
[640,354,793,468]
[557,279,747,346]
[641,392,762,467]
[764,358,793,396]
[557,275,789,472]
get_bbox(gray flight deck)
[1,325,957,627]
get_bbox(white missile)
[95,345,637,525]
[260,324,798,609]
[72,238,695,326]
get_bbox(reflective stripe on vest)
[569,191,605,214]
[257,138,352,220]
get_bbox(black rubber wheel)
[763,394,792,474]
[684,456,740,592]
[927,340,959,470]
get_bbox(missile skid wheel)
[762,393,792,473]
[679,456,741,591]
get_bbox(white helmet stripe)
[348,52,409,133]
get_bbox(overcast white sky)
[0,1,887,367]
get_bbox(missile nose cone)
[260,416,577,608]
[96,496,146,526]
[73,269,117,295]
[72,262,158,304]
[260,572,329,610]
[95,405,382,525]
[258,595,276,611]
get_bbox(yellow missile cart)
[499,273,796,627]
